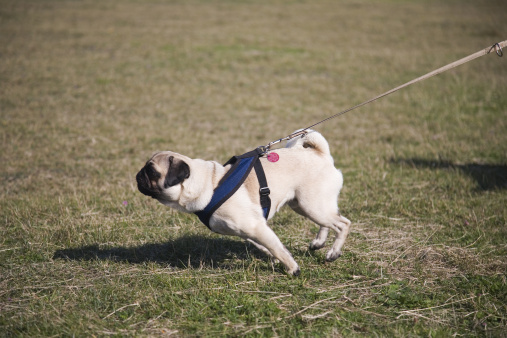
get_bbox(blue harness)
[195,147,271,229]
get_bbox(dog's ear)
[164,156,190,188]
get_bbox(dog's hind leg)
[324,214,351,261]
[306,213,351,261]
[292,198,351,261]
[289,201,330,251]
[309,226,329,251]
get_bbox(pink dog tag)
[267,152,279,163]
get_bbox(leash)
[262,40,506,153]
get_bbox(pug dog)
[136,130,351,276]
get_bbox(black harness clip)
[259,187,270,196]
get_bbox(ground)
[1,0,506,335]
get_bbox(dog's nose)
[136,166,155,196]
[137,163,163,197]
[136,168,147,185]
[136,167,148,189]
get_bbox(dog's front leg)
[242,222,300,276]
[246,239,279,263]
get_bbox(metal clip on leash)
[261,130,308,154]
[489,42,503,57]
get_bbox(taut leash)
[262,40,506,153]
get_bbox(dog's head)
[136,151,190,203]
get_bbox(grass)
[1,0,506,335]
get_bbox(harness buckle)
[259,187,270,196]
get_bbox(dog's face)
[136,152,190,204]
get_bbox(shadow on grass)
[391,158,507,191]
[53,235,268,270]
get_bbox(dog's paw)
[286,265,300,276]
[309,240,325,251]
[290,267,301,277]
[325,250,342,262]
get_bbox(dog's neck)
[177,160,228,213]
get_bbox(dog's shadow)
[53,235,268,270]
[391,157,507,191]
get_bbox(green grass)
[1,0,506,336]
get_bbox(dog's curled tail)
[285,129,332,160]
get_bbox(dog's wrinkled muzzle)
[136,166,157,197]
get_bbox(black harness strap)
[195,148,271,229]
[253,158,271,219]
